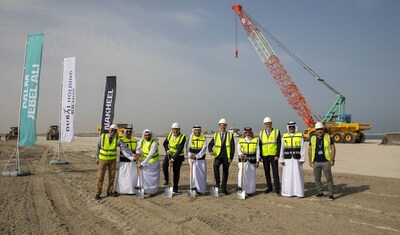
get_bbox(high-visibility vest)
[121,136,137,153]
[259,129,279,156]
[282,133,302,159]
[310,134,332,162]
[238,137,258,163]
[167,132,185,157]
[141,138,159,163]
[213,132,233,159]
[190,134,206,152]
[99,133,120,161]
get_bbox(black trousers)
[162,156,184,192]
[262,155,281,191]
[214,156,230,192]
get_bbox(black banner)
[100,76,116,133]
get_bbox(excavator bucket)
[381,132,400,145]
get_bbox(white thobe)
[236,137,260,195]
[186,134,207,194]
[279,134,305,197]
[137,139,160,195]
[116,160,138,194]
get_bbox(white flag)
[60,57,76,142]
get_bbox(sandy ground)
[1,137,400,235]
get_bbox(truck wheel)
[344,132,356,143]
[359,132,366,143]
[332,132,343,143]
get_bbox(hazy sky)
[1,0,399,135]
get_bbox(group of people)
[94,117,336,201]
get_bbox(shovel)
[135,160,144,199]
[164,156,173,197]
[187,159,196,198]
[209,157,218,197]
[237,156,246,200]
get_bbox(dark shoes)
[95,194,101,200]
[236,187,242,191]
[264,188,272,194]
[107,191,119,197]
[315,193,324,198]
[222,190,230,195]
[276,191,282,197]
[329,195,335,201]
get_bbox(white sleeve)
[141,141,159,165]
[119,140,135,161]
[196,139,207,159]
[237,142,243,156]
[278,137,285,163]
[256,139,260,162]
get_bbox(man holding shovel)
[136,129,160,196]
[237,127,259,196]
[163,122,186,194]
[186,125,207,194]
[208,118,235,195]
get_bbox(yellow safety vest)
[239,137,258,163]
[213,132,232,159]
[189,134,206,153]
[141,138,159,163]
[99,133,120,161]
[167,132,185,157]
[310,134,332,162]
[259,129,279,156]
[282,133,302,159]
[121,136,137,153]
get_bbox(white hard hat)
[110,124,118,130]
[171,122,180,129]
[315,122,324,129]
[263,117,272,123]
[218,118,227,125]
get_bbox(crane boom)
[232,5,315,127]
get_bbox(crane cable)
[235,13,239,58]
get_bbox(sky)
[0,0,399,135]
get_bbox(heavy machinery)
[47,125,60,140]
[5,127,18,141]
[232,5,371,143]
[96,123,133,137]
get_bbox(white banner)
[60,57,76,142]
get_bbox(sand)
[1,137,399,235]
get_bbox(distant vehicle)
[5,127,18,141]
[96,123,133,137]
[229,127,241,137]
[47,125,59,140]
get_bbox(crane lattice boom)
[232,5,315,127]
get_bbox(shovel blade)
[210,187,219,197]
[187,190,196,198]
[237,190,246,200]
[136,189,144,199]
[165,187,173,197]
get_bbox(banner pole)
[51,58,68,165]
[3,34,29,176]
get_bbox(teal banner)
[19,33,44,146]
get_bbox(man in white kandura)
[186,125,207,194]
[237,127,260,195]
[279,121,305,198]
[137,129,160,196]
[115,127,140,195]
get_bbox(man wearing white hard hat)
[163,122,186,193]
[258,117,282,196]
[308,122,336,201]
[208,118,235,195]
[186,125,207,194]
[95,124,136,200]
[279,121,305,198]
